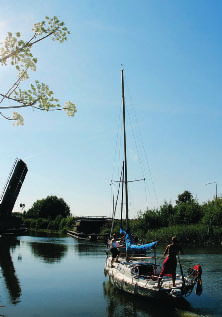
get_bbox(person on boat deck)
[158,236,183,287]
[110,234,121,267]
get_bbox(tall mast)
[121,69,129,228]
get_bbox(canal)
[0,233,221,317]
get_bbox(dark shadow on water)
[102,280,202,317]
[0,237,21,305]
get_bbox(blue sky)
[0,0,221,218]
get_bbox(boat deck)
[104,256,190,299]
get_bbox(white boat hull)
[104,256,196,300]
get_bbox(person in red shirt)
[158,236,183,287]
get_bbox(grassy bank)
[100,221,222,245]
[143,224,222,245]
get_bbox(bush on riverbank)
[23,215,76,233]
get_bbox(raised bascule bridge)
[0,158,28,235]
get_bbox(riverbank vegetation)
[16,191,222,244]
[16,195,76,233]
[100,190,222,245]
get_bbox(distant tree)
[159,201,174,227]
[135,208,162,234]
[176,190,194,205]
[174,190,202,225]
[25,195,71,220]
[0,16,77,125]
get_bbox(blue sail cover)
[120,227,158,252]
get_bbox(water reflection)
[73,240,105,256]
[0,235,221,317]
[103,280,197,317]
[28,241,68,263]
[0,237,21,304]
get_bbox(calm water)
[0,234,221,317]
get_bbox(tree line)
[17,191,222,244]
[135,190,222,230]
[101,190,222,245]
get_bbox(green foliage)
[159,202,174,227]
[23,215,76,232]
[25,195,70,220]
[35,218,49,230]
[54,215,64,230]
[59,216,76,230]
[133,191,203,236]
[22,190,222,244]
[144,209,162,229]
[0,16,70,71]
[176,190,194,205]
[137,191,222,244]
[101,190,222,245]
[23,218,33,228]
[144,224,212,245]
[168,191,202,225]
[173,201,202,225]
[201,199,222,226]
[12,212,23,218]
[47,221,56,230]
[0,16,77,125]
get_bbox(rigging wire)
[110,164,124,238]
[110,74,126,223]
[111,92,124,185]
[109,69,159,229]
[124,75,159,210]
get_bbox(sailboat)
[104,69,202,300]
